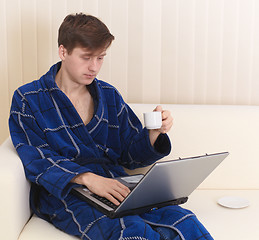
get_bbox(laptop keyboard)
[91,193,118,209]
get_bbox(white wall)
[1,0,259,143]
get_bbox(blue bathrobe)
[9,62,213,240]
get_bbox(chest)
[70,93,94,125]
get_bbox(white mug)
[143,111,162,129]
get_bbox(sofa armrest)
[0,137,31,240]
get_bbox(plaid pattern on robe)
[9,62,213,240]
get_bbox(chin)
[82,79,94,86]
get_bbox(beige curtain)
[1,0,259,143]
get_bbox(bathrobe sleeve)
[9,90,92,200]
[115,96,171,170]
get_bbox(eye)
[80,55,90,60]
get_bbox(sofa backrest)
[129,104,259,190]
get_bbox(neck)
[55,68,88,97]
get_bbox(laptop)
[72,152,229,218]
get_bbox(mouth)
[84,74,96,79]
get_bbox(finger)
[160,116,173,133]
[103,192,121,206]
[161,110,171,120]
[153,105,163,112]
[114,180,131,194]
[161,113,173,126]
[119,187,131,198]
[113,183,131,199]
[105,187,129,206]
[105,181,130,204]
[162,122,173,133]
[111,189,126,203]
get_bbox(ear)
[58,45,67,61]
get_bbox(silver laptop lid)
[116,152,229,212]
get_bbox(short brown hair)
[58,13,115,54]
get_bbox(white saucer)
[217,196,250,209]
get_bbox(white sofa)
[1,104,259,240]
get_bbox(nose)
[88,59,98,72]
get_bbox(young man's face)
[59,45,106,85]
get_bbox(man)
[9,13,213,239]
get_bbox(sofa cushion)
[2,104,259,240]
[183,190,259,240]
[19,215,78,240]
[18,190,259,240]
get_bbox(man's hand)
[71,172,130,206]
[148,105,173,146]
